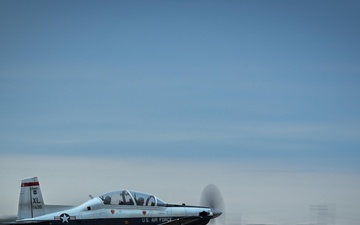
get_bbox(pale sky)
[1,1,360,225]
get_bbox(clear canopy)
[98,190,166,207]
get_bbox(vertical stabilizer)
[17,177,45,220]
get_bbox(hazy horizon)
[1,155,360,225]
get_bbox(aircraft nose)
[211,208,222,218]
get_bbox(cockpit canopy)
[98,190,166,207]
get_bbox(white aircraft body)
[7,177,223,225]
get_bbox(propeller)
[200,184,225,225]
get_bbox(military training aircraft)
[4,177,225,225]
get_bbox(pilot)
[104,195,111,205]
[128,198,134,205]
[137,197,144,206]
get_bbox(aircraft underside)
[31,217,211,225]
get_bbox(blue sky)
[1,0,359,171]
[1,1,360,224]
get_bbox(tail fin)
[17,177,45,220]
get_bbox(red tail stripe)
[21,182,40,187]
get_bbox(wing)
[0,219,51,225]
[158,216,210,225]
